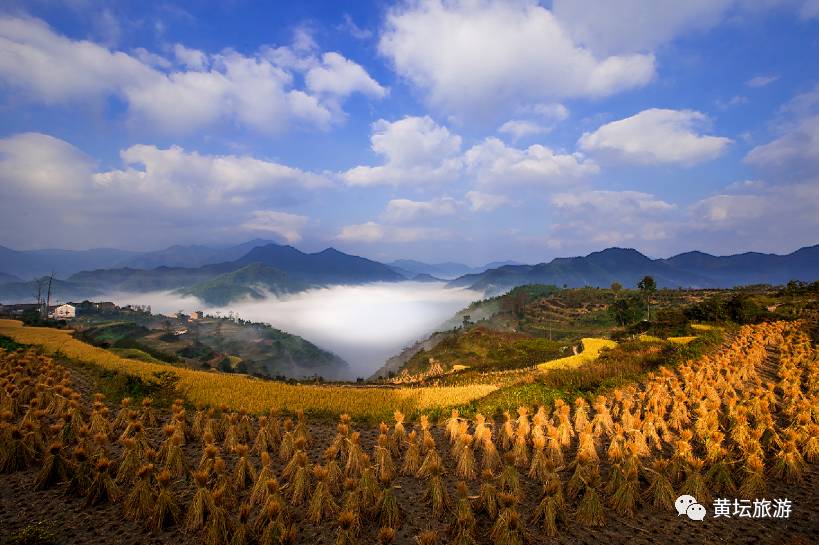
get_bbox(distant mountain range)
[388,259,523,280]
[0,241,404,305]
[0,240,280,279]
[0,246,141,279]
[117,239,281,270]
[447,246,819,294]
[1,241,817,305]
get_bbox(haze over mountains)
[1,240,818,305]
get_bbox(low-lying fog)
[103,282,482,378]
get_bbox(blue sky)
[1,0,818,265]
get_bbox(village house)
[53,303,76,319]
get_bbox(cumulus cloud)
[578,108,732,165]
[0,132,324,248]
[0,16,153,102]
[0,15,384,134]
[378,0,654,119]
[465,137,599,187]
[0,132,95,195]
[465,191,510,212]
[381,197,458,223]
[305,52,386,98]
[688,182,819,250]
[552,0,734,54]
[743,114,819,177]
[341,116,462,186]
[336,222,450,243]
[240,211,310,243]
[544,189,679,250]
[744,86,819,178]
[94,144,330,207]
[498,120,551,141]
[499,103,571,141]
[173,43,208,70]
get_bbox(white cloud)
[378,0,654,118]
[0,15,384,134]
[690,183,819,234]
[578,108,732,165]
[0,132,94,194]
[465,137,599,187]
[338,14,373,40]
[381,197,457,223]
[305,52,386,99]
[531,103,571,122]
[746,74,779,87]
[0,16,153,102]
[498,103,570,140]
[498,120,551,140]
[552,0,734,54]
[551,190,676,213]
[743,114,819,176]
[173,43,208,70]
[336,222,450,243]
[465,191,510,212]
[780,83,819,116]
[240,211,310,243]
[545,189,678,249]
[552,1,819,55]
[341,116,462,186]
[675,181,819,253]
[94,144,330,207]
[0,132,327,248]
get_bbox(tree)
[610,295,643,326]
[637,276,657,321]
[610,282,622,293]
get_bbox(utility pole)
[44,271,54,319]
[34,280,43,308]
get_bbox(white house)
[54,304,76,319]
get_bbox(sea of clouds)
[102,282,482,378]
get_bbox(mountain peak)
[317,247,344,255]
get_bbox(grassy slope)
[183,262,307,305]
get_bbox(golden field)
[0,320,496,419]
[536,337,617,371]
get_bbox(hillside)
[182,263,308,305]
[374,281,819,382]
[70,305,349,380]
[449,245,819,294]
[235,244,403,283]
